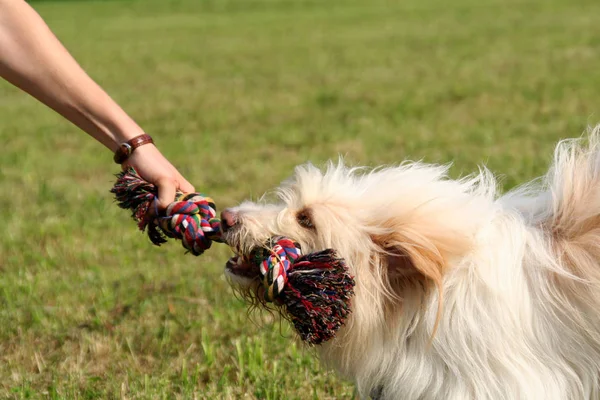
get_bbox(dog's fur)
[223,126,600,400]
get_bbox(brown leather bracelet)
[113,134,154,164]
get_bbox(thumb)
[155,177,178,210]
[177,175,195,193]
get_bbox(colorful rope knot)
[254,236,356,345]
[259,237,302,302]
[111,168,223,256]
[157,193,222,255]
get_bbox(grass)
[1,0,600,398]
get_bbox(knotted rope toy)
[249,236,355,345]
[110,167,222,255]
[111,170,355,345]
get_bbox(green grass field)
[1,0,600,398]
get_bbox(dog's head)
[222,160,488,374]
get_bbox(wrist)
[100,110,145,151]
[111,126,146,151]
[113,134,154,164]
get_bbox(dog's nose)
[220,209,238,233]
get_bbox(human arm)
[0,0,193,206]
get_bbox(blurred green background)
[1,0,599,398]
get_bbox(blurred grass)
[2,0,600,398]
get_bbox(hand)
[123,144,195,210]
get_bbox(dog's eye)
[296,209,315,230]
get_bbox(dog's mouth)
[225,255,258,279]
[225,247,265,280]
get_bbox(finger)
[165,163,195,193]
[178,176,195,193]
[155,177,178,210]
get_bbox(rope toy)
[110,167,223,255]
[110,170,355,345]
[259,237,302,301]
[252,236,355,345]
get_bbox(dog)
[220,127,600,400]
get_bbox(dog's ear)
[372,215,474,286]
[370,213,475,334]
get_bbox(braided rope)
[158,193,222,255]
[259,236,302,301]
[254,236,355,345]
[111,168,222,256]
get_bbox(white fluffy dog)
[221,127,600,400]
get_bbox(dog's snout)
[220,208,239,233]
